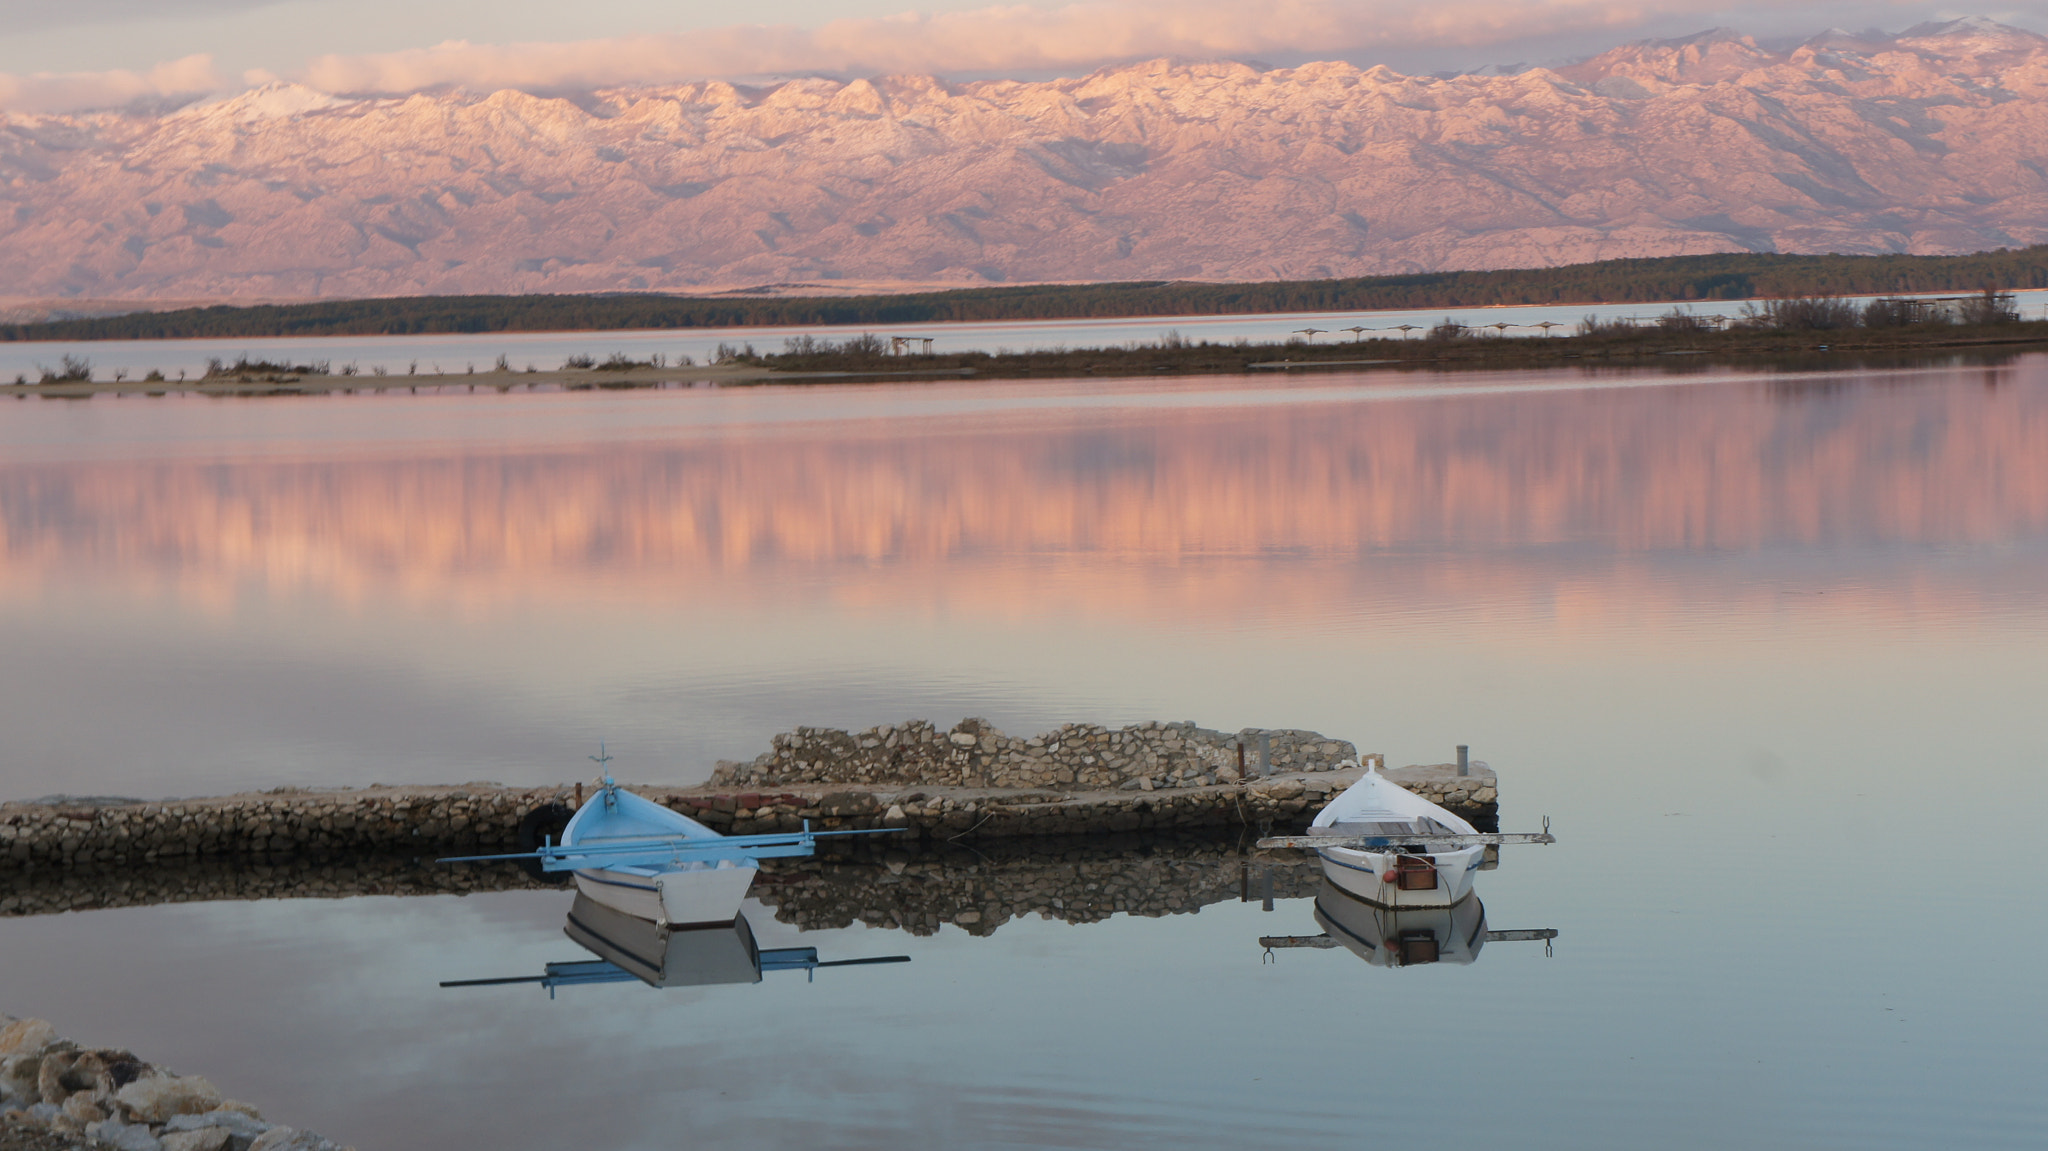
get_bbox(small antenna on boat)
[591,741,617,809]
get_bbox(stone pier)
[0,720,1499,874]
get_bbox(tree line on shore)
[9,247,2048,343]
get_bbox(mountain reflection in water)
[5,364,2045,611]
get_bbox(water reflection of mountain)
[6,372,2046,619]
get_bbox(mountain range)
[5,16,2048,300]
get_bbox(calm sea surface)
[2,357,2045,1149]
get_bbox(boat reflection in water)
[442,893,910,997]
[1260,880,1557,968]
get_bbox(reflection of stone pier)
[1,834,1323,938]
[0,721,1499,874]
[753,836,1325,937]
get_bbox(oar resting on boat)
[441,770,903,926]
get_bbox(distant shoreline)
[9,246,2048,344]
[6,323,2046,398]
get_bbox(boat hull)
[573,863,759,927]
[1313,878,1488,966]
[1315,845,1482,909]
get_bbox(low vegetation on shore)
[6,294,2045,397]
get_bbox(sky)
[0,1,2043,113]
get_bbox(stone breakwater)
[0,1016,347,1151]
[0,723,1498,872]
[712,719,1356,791]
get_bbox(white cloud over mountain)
[0,55,221,114]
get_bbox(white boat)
[1305,764,1485,909]
[557,782,759,927]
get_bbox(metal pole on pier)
[1457,745,1469,777]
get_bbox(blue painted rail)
[441,951,911,996]
[438,820,904,871]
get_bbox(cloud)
[297,0,1942,94]
[0,54,222,113]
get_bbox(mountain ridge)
[7,19,2048,299]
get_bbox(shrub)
[1740,296,1859,330]
[1958,288,2020,325]
[37,354,92,383]
[1576,315,1635,337]
[1861,297,1919,327]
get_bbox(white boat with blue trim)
[441,749,903,927]
[558,782,760,927]
[1305,764,1486,909]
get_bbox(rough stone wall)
[711,719,1357,791]
[0,787,553,872]
[0,723,1501,873]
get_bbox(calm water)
[2,357,2045,1149]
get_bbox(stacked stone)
[0,723,1499,871]
[0,787,564,872]
[0,1017,346,1151]
[711,719,1356,791]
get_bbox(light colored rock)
[165,1109,272,1147]
[86,1117,165,1151]
[1,1053,43,1104]
[0,1019,57,1057]
[947,732,977,748]
[116,1074,223,1124]
[162,1128,235,1151]
[248,1126,344,1151]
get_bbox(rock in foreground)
[0,1018,348,1151]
